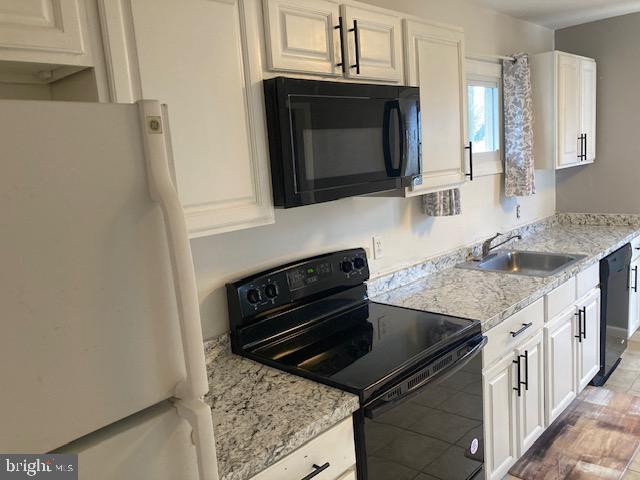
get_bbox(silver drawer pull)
[301,462,330,480]
[510,322,533,338]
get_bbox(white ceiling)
[465,0,640,29]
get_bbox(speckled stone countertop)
[372,214,640,332]
[204,335,359,480]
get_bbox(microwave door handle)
[383,101,403,177]
[363,335,487,419]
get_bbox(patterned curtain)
[422,188,462,216]
[503,53,536,197]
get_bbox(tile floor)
[506,331,640,480]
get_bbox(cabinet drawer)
[576,263,599,299]
[632,236,640,260]
[483,298,544,368]
[251,418,356,480]
[545,279,576,321]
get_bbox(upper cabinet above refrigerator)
[100,0,275,238]
[531,51,597,170]
[263,0,404,83]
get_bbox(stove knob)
[264,283,278,299]
[353,257,366,269]
[246,288,262,304]
[341,260,353,273]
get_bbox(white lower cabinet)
[544,306,578,425]
[483,299,544,480]
[484,277,603,479]
[544,286,600,425]
[483,354,517,480]
[577,289,601,391]
[515,331,545,456]
[630,254,640,338]
[251,417,356,480]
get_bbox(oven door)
[356,335,486,480]
[265,78,420,207]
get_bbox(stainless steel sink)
[457,250,587,277]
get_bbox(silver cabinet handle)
[510,322,532,338]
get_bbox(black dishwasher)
[592,243,631,386]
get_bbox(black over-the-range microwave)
[263,77,422,208]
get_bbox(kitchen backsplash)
[367,213,640,297]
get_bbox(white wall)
[555,13,640,213]
[191,0,556,340]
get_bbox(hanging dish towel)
[422,188,462,216]
[503,53,536,197]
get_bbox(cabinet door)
[630,261,640,338]
[515,331,545,456]
[483,355,517,480]
[127,0,274,237]
[341,5,403,82]
[0,0,85,57]
[404,20,467,194]
[544,306,578,425]
[577,288,601,391]
[263,0,342,76]
[556,53,581,168]
[580,59,597,162]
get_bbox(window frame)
[465,58,504,177]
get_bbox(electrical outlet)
[516,204,522,220]
[373,235,384,259]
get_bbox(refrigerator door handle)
[138,100,209,400]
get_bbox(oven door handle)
[383,100,405,177]
[363,335,487,419]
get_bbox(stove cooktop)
[227,248,481,402]
[247,300,480,401]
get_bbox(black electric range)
[227,249,487,480]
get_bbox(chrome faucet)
[481,232,522,259]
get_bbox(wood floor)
[505,332,640,480]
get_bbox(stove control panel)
[226,248,369,327]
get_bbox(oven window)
[363,354,484,480]
[288,95,403,193]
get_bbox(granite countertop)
[372,215,640,332]
[204,335,360,480]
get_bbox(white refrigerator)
[0,99,217,479]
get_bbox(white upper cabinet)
[404,20,468,195]
[0,0,93,82]
[580,58,597,162]
[101,0,274,238]
[262,0,403,83]
[340,4,403,82]
[262,0,342,76]
[557,54,581,168]
[532,51,597,170]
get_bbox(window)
[466,58,503,176]
[468,82,499,153]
